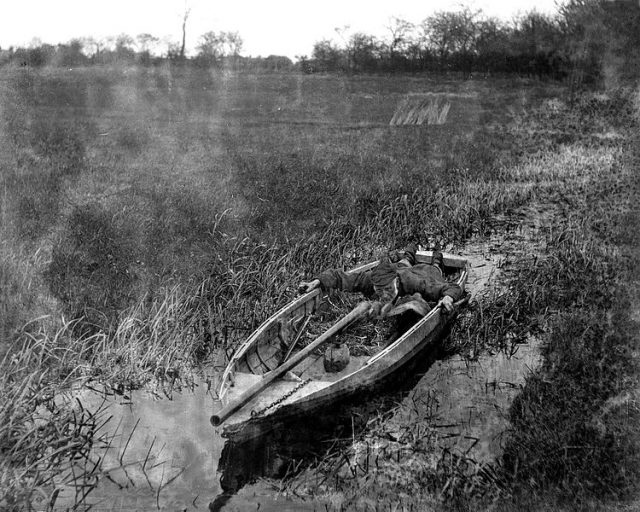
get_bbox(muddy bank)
[48,198,567,511]
[400,337,543,465]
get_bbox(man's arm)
[388,243,417,267]
[316,269,374,296]
[439,282,462,313]
[299,268,374,295]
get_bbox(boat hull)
[220,304,462,441]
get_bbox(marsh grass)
[1,70,92,240]
[0,68,637,508]
[1,69,538,334]
[274,87,639,511]
[390,95,451,126]
[0,327,111,510]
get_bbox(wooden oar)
[210,301,372,427]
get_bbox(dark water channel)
[57,214,549,510]
[56,351,451,510]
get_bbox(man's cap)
[371,261,397,287]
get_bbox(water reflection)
[212,343,447,510]
[53,342,445,510]
[211,417,347,511]
[56,381,225,509]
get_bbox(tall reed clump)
[390,95,451,126]
[0,325,112,510]
[37,223,377,390]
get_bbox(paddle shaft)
[210,301,371,426]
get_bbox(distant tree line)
[0,0,637,85]
[306,10,565,78]
[304,0,640,84]
[0,30,295,72]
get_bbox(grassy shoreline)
[0,69,638,509]
[278,88,640,511]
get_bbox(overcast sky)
[1,0,560,59]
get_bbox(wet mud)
[390,337,543,465]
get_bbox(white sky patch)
[0,0,560,59]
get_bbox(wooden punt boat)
[211,250,469,439]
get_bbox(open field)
[0,66,638,509]
[0,67,563,337]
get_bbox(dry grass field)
[0,67,561,336]
[0,66,637,510]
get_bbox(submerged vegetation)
[0,63,638,509]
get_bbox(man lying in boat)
[298,245,462,319]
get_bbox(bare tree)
[103,35,117,52]
[224,31,243,56]
[180,2,191,60]
[473,17,509,73]
[347,33,383,72]
[423,8,480,74]
[115,33,135,61]
[423,12,455,63]
[332,25,351,70]
[334,25,351,46]
[312,39,344,71]
[386,17,414,62]
[196,31,244,67]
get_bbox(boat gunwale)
[220,267,468,437]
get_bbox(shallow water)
[55,381,226,510]
[56,215,551,510]
[57,347,542,510]
[418,209,548,463]
[54,368,427,510]
[399,337,543,464]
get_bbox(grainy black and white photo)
[0,1,638,510]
